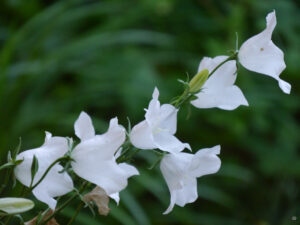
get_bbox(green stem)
[208,52,238,77]
[0,167,13,195]
[36,208,51,225]
[66,202,84,225]
[25,156,68,195]
[40,182,88,225]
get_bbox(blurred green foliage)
[0,0,299,224]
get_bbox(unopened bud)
[189,69,209,93]
[0,197,34,215]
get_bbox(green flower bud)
[189,69,209,93]
[0,197,34,215]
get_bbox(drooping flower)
[14,133,74,209]
[238,11,291,94]
[190,56,248,110]
[130,88,190,153]
[71,112,139,203]
[160,145,221,214]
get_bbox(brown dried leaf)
[83,186,110,216]
[25,210,59,225]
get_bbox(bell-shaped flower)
[14,133,74,209]
[71,112,139,203]
[191,56,248,110]
[130,88,190,153]
[160,145,221,214]
[238,11,291,94]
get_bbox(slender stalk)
[25,156,68,195]
[40,182,88,225]
[208,52,238,77]
[0,167,13,195]
[36,208,51,225]
[66,202,84,225]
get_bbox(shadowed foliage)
[0,0,299,224]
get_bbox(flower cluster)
[12,11,290,215]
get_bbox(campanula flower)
[71,112,139,202]
[191,56,248,110]
[14,133,74,209]
[130,88,190,153]
[160,145,221,214]
[238,11,291,94]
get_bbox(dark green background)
[0,0,299,224]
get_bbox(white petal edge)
[74,111,95,141]
[189,145,221,178]
[14,134,73,209]
[191,85,248,110]
[130,120,156,150]
[238,11,290,94]
[153,131,191,153]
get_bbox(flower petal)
[238,11,290,94]
[189,145,221,178]
[107,163,139,204]
[153,131,190,153]
[72,118,137,196]
[160,153,197,214]
[145,87,161,128]
[160,153,193,190]
[159,104,178,135]
[163,189,176,215]
[73,118,126,160]
[203,58,237,89]
[74,111,95,141]
[192,59,248,110]
[109,193,120,204]
[173,178,197,208]
[32,164,73,209]
[14,134,73,209]
[72,159,137,196]
[198,56,228,74]
[130,120,156,150]
[191,85,248,110]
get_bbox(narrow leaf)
[30,155,39,187]
[0,162,15,171]
[13,137,22,159]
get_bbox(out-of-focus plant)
[1,1,300,224]
[0,9,293,224]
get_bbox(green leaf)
[7,151,12,162]
[12,138,22,159]
[0,198,34,215]
[14,159,23,166]
[30,155,39,187]
[0,162,15,172]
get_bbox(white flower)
[14,132,74,209]
[160,145,221,214]
[238,11,291,94]
[71,112,139,203]
[191,56,248,110]
[130,88,190,153]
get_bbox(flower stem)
[0,167,13,195]
[207,52,238,78]
[40,182,88,225]
[66,202,84,225]
[25,156,69,195]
